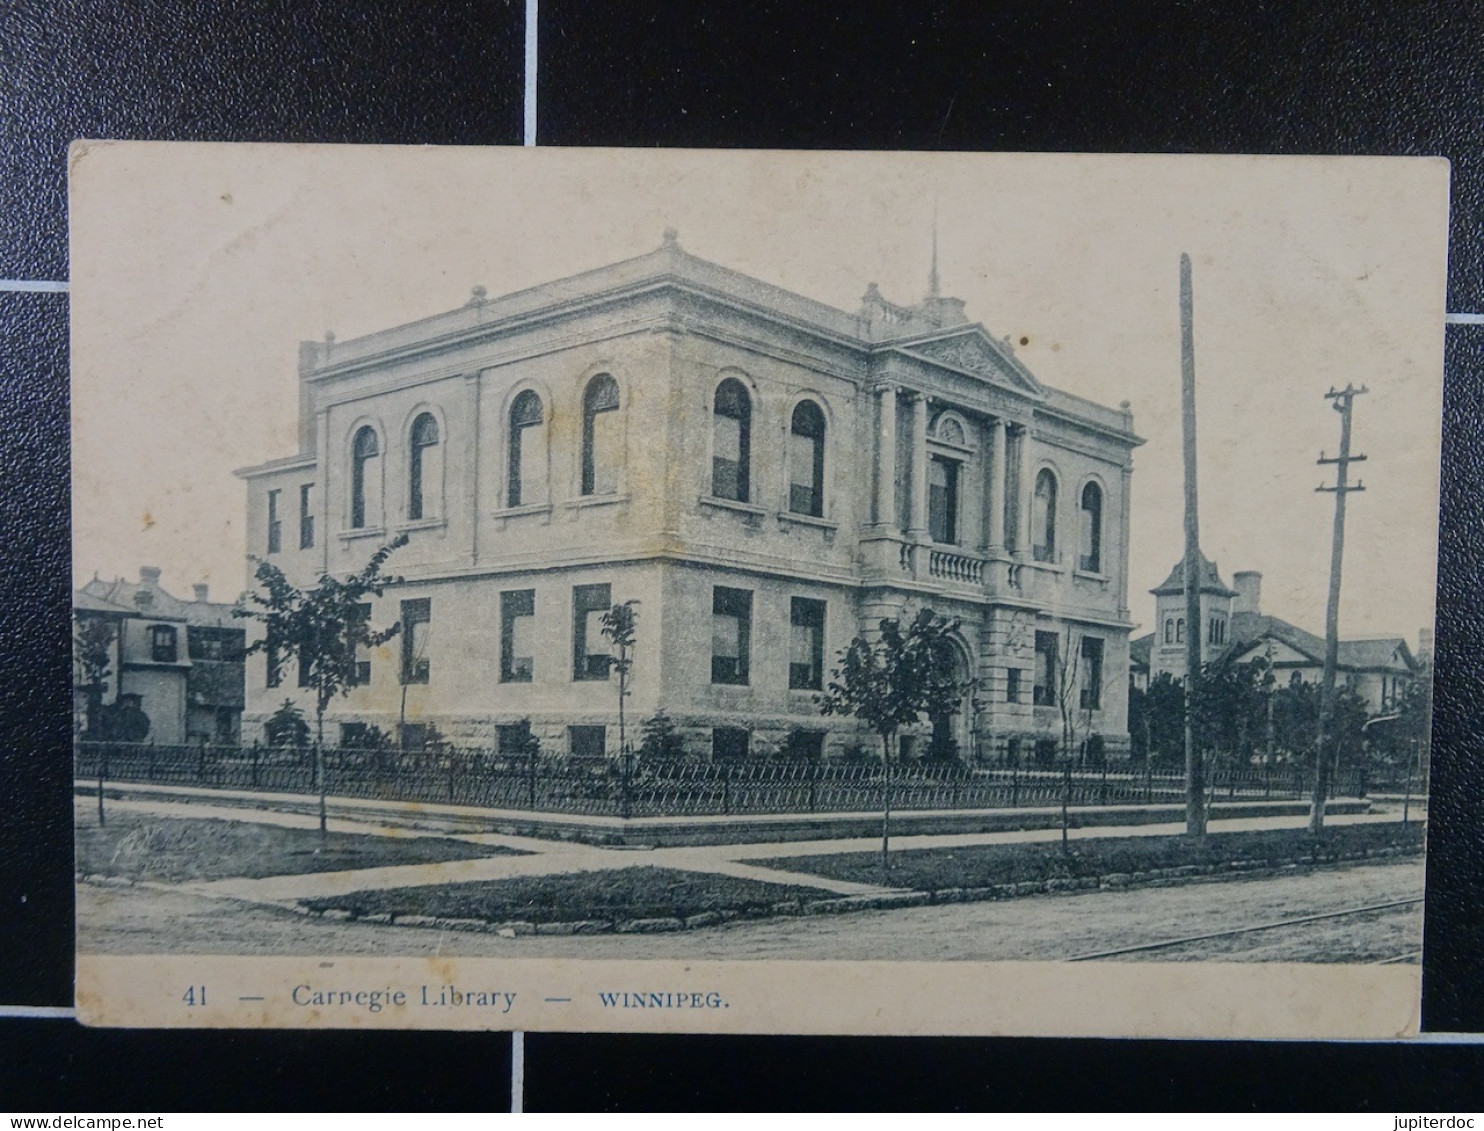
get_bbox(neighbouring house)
[235,232,1141,762]
[1132,556,1421,715]
[73,568,247,745]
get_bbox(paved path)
[81,793,1422,912]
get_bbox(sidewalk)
[80,789,1421,913]
[80,776,1381,845]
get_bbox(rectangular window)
[149,624,178,663]
[401,598,431,684]
[1079,636,1104,711]
[1033,630,1059,707]
[189,630,223,661]
[928,456,959,545]
[570,724,606,759]
[1006,668,1023,704]
[782,729,825,759]
[711,586,752,685]
[299,483,315,549]
[298,649,313,689]
[789,597,825,690]
[498,723,535,758]
[266,489,282,554]
[712,726,750,761]
[572,583,612,680]
[500,589,536,683]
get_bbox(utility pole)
[1180,253,1205,838]
[1310,384,1368,833]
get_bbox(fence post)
[96,743,108,827]
[447,753,456,805]
[251,741,260,789]
[808,758,817,814]
[1011,760,1020,808]
[196,739,207,785]
[722,763,731,816]
[1100,759,1109,806]
[528,750,538,810]
[620,753,633,821]
[1144,760,1152,805]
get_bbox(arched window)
[1079,482,1103,573]
[508,390,546,507]
[408,413,441,521]
[350,426,381,529]
[711,378,752,502]
[1164,618,1174,644]
[581,374,621,496]
[788,400,826,517]
[1032,469,1058,563]
[1176,618,1185,644]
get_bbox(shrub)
[637,711,686,760]
[264,699,309,748]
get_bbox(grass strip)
[756,821,1425,893]
[76,810,523,883]
[300,865,826,925]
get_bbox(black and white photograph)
[68,143,1447,1037]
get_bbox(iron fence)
[71,739,1414,819]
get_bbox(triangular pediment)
[892,326,1047,398]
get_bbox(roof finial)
[662,227,680,248]
[928,205,940,298]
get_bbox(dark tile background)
[1,0,1480,1111]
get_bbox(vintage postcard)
[69,144,1447,1036]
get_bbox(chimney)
[1233,570,1262,616]
[139,566,162,587]
[1419,627,1434,658]
[193,583,209,603]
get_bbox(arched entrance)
[929,637,974,763]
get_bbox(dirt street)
[79,857,1422,963]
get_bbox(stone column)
[1015,423,1033,557]
[985,417,1006,553]
[465,372,482,565]
[908,393,929,539]
[316,408,331,574]
[875,385,897,531]
[1118,464,1133,617]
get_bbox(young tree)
[235,534,407,841]
[600,600,640,759]
[1130,672,1186,769]
[818,608,963,873]
[73,615,117,739]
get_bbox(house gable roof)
[1225,612,1416,674]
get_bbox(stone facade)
[236,234,1141,761]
